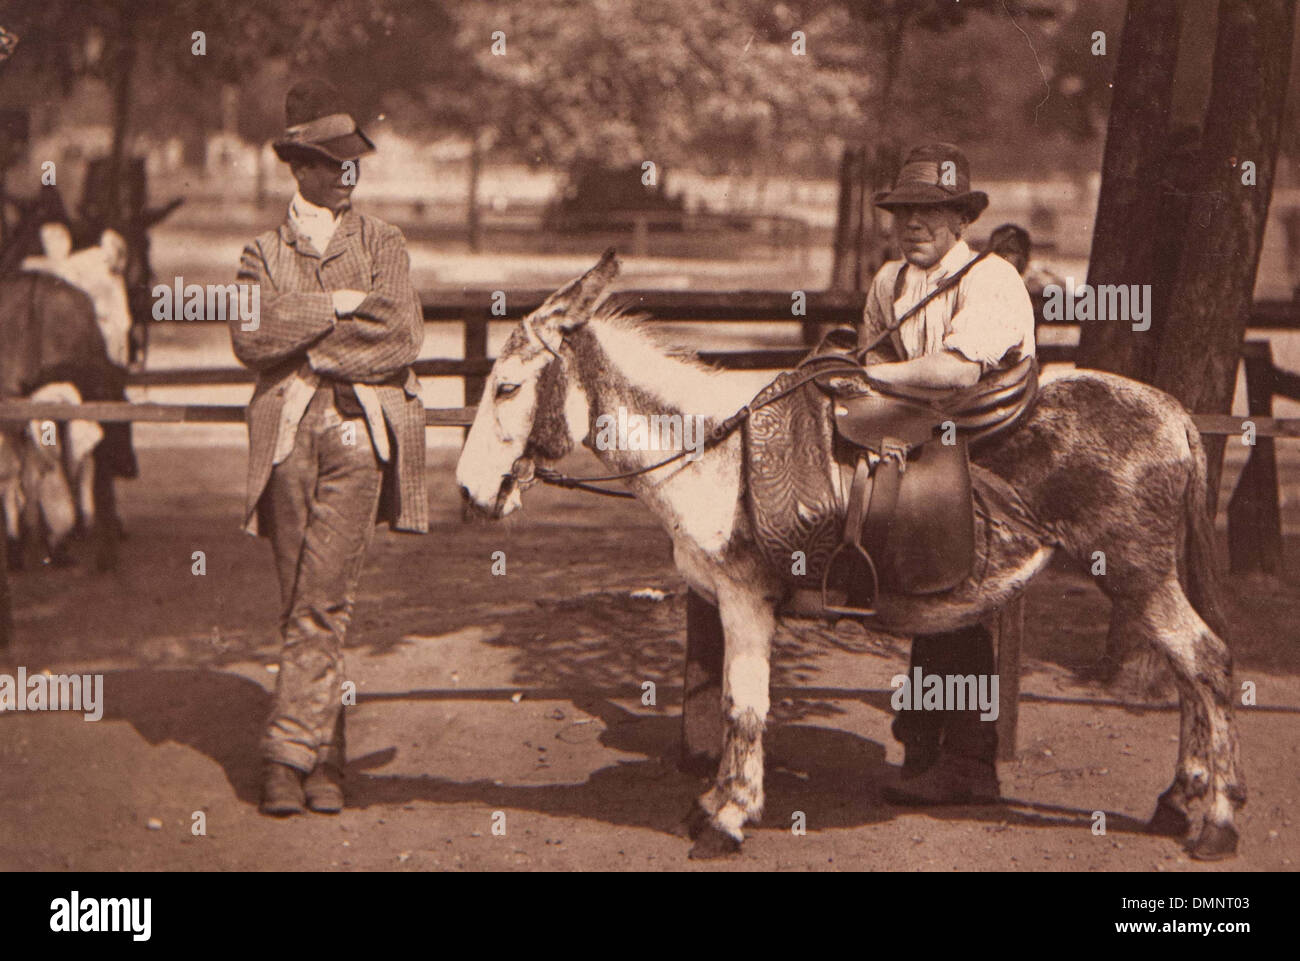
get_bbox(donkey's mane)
[585,298,765,417]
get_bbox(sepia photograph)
[0,0,1295,931]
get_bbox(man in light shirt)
[230,80,427,816]
[862,144,1035,805]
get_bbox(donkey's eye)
[495,382,521,399]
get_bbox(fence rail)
[148,289,1300,326]
[1,402,1296,437]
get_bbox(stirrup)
[821,539,880,617]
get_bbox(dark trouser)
[258,386,383,773]
[891,623,998,763]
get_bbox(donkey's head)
[456,250,620,517]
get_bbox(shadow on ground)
[96,669,1149,841]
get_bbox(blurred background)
[1,0,1298,449]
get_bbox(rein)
[514,354,873,499]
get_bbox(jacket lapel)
[321,209,360,263]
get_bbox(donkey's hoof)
[1189,822,1238,861]
[1146,799,1191,838]
[688,822,742,860]
[674,805,711,840]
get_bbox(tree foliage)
[0,0,1125,180]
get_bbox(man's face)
[891,204,966,269]
[290,153,359,212]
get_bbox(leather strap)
[843,455,873,548]
[862,445,904,552]
[860,249,993,357]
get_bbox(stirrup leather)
[820,440,905,617]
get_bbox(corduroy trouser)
[259,386,382,772]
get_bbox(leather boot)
[883,751,1000,805]
[899,739,941,780]
[260,761,306,816]
[305,713,345,813]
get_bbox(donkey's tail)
[1183,422,1229,640]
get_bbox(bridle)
[503,352,876,500]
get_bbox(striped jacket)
[230,208,428,535]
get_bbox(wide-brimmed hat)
[873,143,988,221]
[272,79,375,164]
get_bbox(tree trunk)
[105,5,136,230]
[1076,0,1182,377]
[1154,0,1296,509]
[467,130,483,253]
[830,146,864,290]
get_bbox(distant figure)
[8,197,138,550]
[23,227,132,368]
[988,223,1030,276]
[988,221,1066,300]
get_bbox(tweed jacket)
[231,208,428,535]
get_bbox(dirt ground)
[1,445,1297,872]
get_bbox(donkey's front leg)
[690,580,776,859]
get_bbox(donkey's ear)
[536,248,621,331]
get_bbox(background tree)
[1154,0,1297,504]
[1074,0,1183,377]
[1077,0,1296,504]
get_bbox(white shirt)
[863,239,1035,373]
[289,191,342,256]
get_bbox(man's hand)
[331,289,367,316]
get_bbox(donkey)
[456,252,1244,861]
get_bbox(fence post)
[631,214,650,258]
[462,313,488,414]
[1227,341,1283,574]
[995,597,1023,761]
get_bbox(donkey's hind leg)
[690,579,777,859]
[1126,578,1244,860]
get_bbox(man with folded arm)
[229,79,428,816]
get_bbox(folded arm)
[855,257,1030,389]
[307,226,422,382]
[230,241,334,370]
